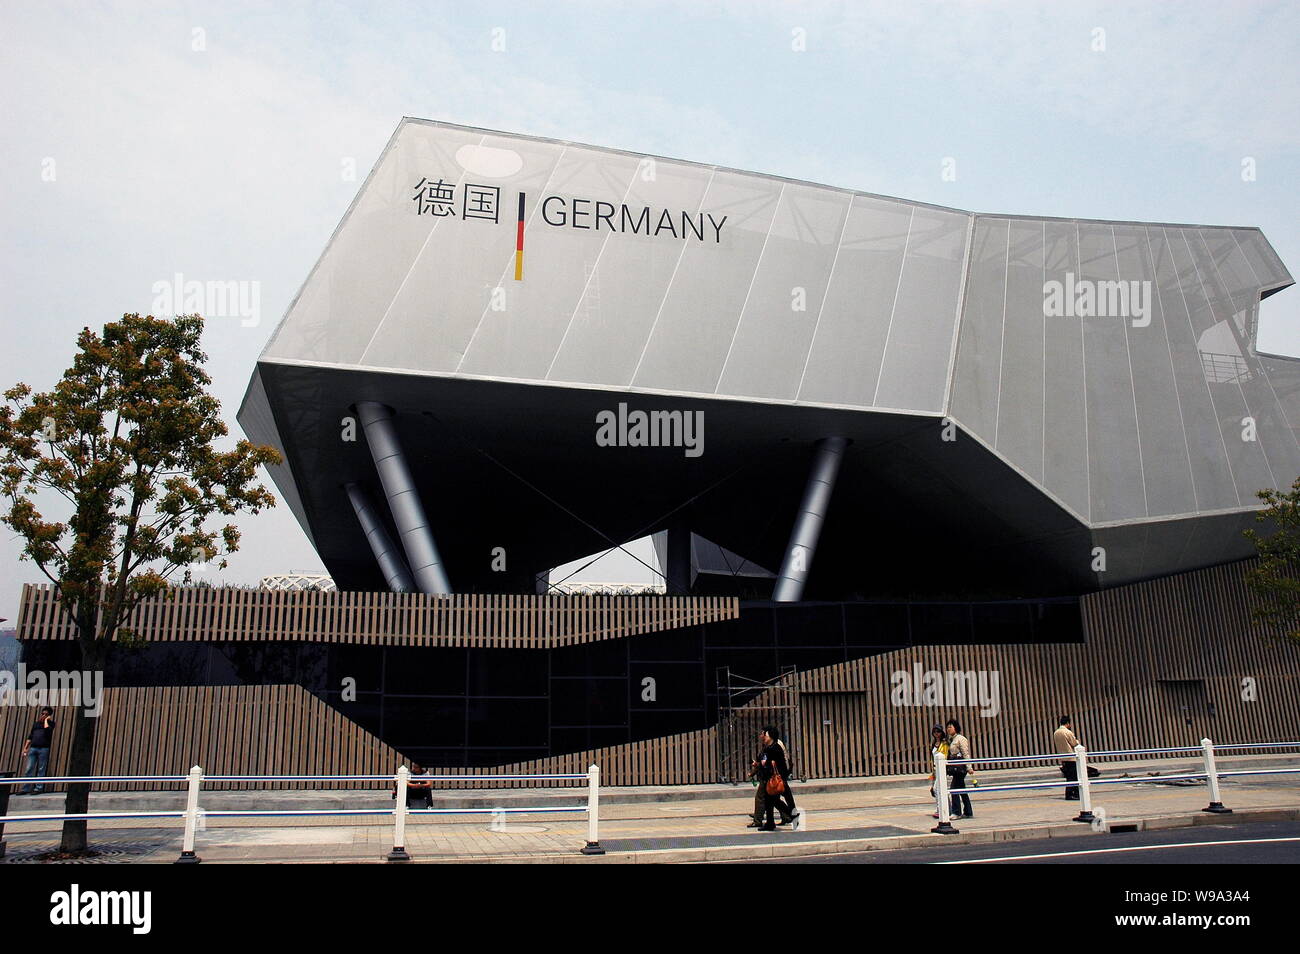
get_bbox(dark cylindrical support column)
[773,436,848,603]
[345,482,416,593]
[356,401,452,595]
[665,522,692,595]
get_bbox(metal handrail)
[0,774,189,784]
[201,773,588,782]
[944,740,1300,766]
[928,737,1299,836]
[0,764,606,862]
[2,811,188,823]
[0,772,590,784]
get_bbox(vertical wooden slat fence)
[14,586,738,648]
[3,560,1296,788]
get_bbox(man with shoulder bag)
[1053,715,1098,800]
[945,719,974,819]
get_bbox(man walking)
[747,732,768,828]
[749,728,794,828]
[1054,715,1082,800]
[945,719,974,818]
[19,707,55,794]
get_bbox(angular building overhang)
[238,118,1300,598]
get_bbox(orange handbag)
[766,770,785,797]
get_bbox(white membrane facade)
[242,118,1299,595]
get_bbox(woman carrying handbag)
[755,726,791,832]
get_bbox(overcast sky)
[1,1,1298,622]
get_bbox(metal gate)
[716,666,803,783]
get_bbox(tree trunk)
[59,637,105,854]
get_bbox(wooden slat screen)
[15,586,738,649]
[791,559,1300,779]
[0,685,403,792]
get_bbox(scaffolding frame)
[716,666,804,784]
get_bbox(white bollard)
[1073,744,1095,824]
[175,764,203,864]
[387,765,411,862]
[931,752,958,834]
[1202,738,1232,814]
[581,763,604,855]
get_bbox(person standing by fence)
[945,719,974,819]
[18,707,55,795]
[1054,715,1082,800]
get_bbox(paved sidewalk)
[2,756,1296,863]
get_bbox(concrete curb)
[111,804,1297,863]
[420,805,1300,864]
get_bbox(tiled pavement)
[3,762,1297,863]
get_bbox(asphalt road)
[764,819,1300,863]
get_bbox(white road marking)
[937,835,1300,863]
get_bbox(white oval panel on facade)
[455,143,524,178]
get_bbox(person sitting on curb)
[391,762,434,809]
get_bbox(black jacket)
[760,743,790,782]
